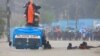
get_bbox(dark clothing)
[79,44,87,49]
[44,43,52,49]
[67,43,77,49]
[43,41,52,49]
[67,46,77,49]
[67,46,72,49]
[79,42,100,49]
[42,31,46,45]
[26,16,39,27]
[67,43,72,49]
[79,44,97,49]
[9,41,11,46]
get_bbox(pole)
[65,10,69,31]
[6,0,11,42]
[75,1,78,32]
[74,1,78,40]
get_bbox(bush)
[0,19,5,38]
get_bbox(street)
[0,38,100,56]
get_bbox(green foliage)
[0,19,5,24]
[0,7,7,18]
[0,19,5,37]
[0,7,6,37]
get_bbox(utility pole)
[6,0,11,42]
[65,10,69,31]
[74,1,79,40]
[75,1,78,32]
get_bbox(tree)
[0,18,5,38]
[0,6,6,38]
[94,1,100,18]
[0,7,7,18]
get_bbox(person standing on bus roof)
[24,0,41,26]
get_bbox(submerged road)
[0,38,100,56]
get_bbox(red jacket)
[27,2,35,24]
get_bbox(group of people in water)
[67,41,100,49]
[43,41,100,49]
